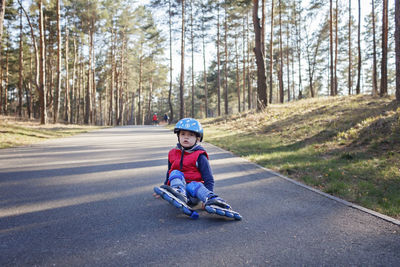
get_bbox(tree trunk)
[252,0,267,110]
[38,0,47,124]
[132,91,137,125]
[286,13,290,102]
[372,0,378,96]
[380,0,388,96]
[64,29,70,122]
[71,35,77,124]
[295,0,303,99]
[235,34,240,112]
[77,56,83,124]
[247,11,252,109]
[92,22,96,125]
[190,0,195,118]
[261,0,267,104]
[395,0,400,101]
[261,0,265,59]
[202,8,208,118]
[168,0,174,123]
[27,50,33,118]
[334,0,338,95]
[54,0,61,123]
[269,0,274,104]
[329,0,334,96]
[224,2,228,115]
[18,7,23,117]
[48,56,54,116]
[4,36,8,115]
[115,57,120,125]
[179,0,185,119]
[109,29,114,125]
[278,0,284,103]
[0,0,5,49]
[119,70,124,126]
[242,16,246,110]
[20,0,40,119]
[99,91,103,125]
[291,40,295,99]
[217,2,221,116]
[348,0,352,95]
[85,26,93,124]
[119,36,127,125]
[147,77,153,123]
[355,0,361,94]
[138,55,143,125]
[0,49,2,114]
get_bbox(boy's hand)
[153,192,161,199]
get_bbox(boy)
[154,118,241,220]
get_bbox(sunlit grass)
[202,95,400,219]
[0,116,103,149]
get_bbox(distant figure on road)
[152,113,158,125]
[153,118,241,220]
[163,113,169,124]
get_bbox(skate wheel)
[167,196,175,204]
[190,211,199,220]
[173,200,182,208]
[205,206,216,214]
[153,187,162,195]
[234,213,242,220]
[182,206,191,215]
[216,209,225,216]
[162,194,172,202]
[225,211,234,218]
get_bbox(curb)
[206,142,400,227]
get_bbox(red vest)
[168,148,209,183]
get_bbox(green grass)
[202,95,400,219]
[0,116,103,149]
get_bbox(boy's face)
[179,130,199,148]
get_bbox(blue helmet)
[174,118,204,142]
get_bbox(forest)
[0,0,399,125]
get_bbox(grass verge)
[0,115,103,149]
[202,95,400,220]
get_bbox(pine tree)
[348,0,352,95]
[179,0,185,119]
[38,0,47,124]
[252,0,267,110]
[371,0,378,96]
[223,0,228,114]
[53,0,61,123]
[380,0,388,96]
[18,5,23,117]
[269,0,274,103]
[278,0,284,103]
[217,0,221,116]
[396,0,400,101]
[355,0,361,94]
[0,0,5,49]
[329,0,334,96]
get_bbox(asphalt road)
[0,126,399,266]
